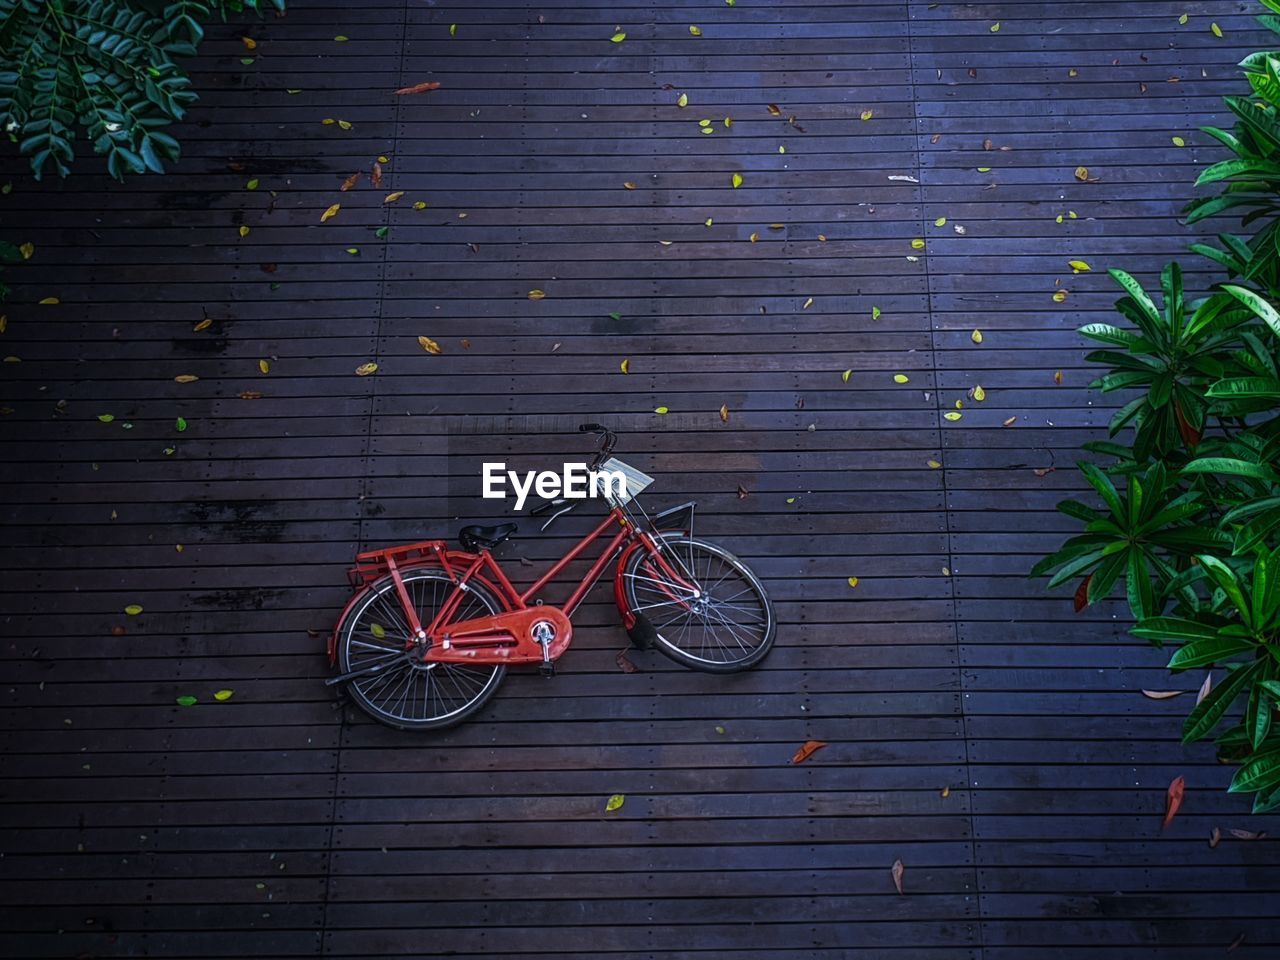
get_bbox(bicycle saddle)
[458,522,518,552]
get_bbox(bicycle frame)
[329,505,699,669]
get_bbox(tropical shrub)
[0,0,283,180]
[1035,3,1280,813]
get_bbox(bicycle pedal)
[538,663,556,679]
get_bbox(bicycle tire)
[621,536,776,673]
[335,567,508,731]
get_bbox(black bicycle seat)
[458,522,518,552]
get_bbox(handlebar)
[579,422,617,467]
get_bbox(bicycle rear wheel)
[335,567,507,730]
[621,537,775,673]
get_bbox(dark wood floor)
[2,0,1278,956]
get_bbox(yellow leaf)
[677,93,688,108]
[719,404,729,423]
[1068,259,1091,272]
[785,497,796,504]
[731,172,743,188]
[345,248,360,255]
[383,191,405,203]
[911,238,925,250]
[704,218,713,227]
[778,145,786,154]
[1068,69,1078,78]
[334,34,348,41]
[370,623,386,638]
[749,232,759,242]
[623,181,637,190]
[894,374,909,384]
[934,217,946,227]
[124,604,143,616]
[973,385,986,401]
[654,406,669,415]
[214,690,233,701]
[1055,214,1064,224]
[413,201,427,210]
[378,155,389,163]
[19,242,33,260]
[605,794,625,811]
[355,362,379,376]
[872,306,881,319]
[944,411,962,421]
[1053,289,1068,303]
[724,117,732,127]
[97,414,115,422]
[927,460,941,469]
[767,103,781,116]
[174,374,199,384]
[242,36,257,50]
[1179,13,1188,25]
[418,335,442,354]
[449,23,457,36]
[860,109,874,121]
[245,178,259,191]
[528,289,546,300]
[321,118,336,125]
[698,119,711,127]
[39,296,59,305]
[942,566,951,576]
[990,22,1000,32]
[175,544,183,552]
[847,577,859,588]
[338,120,352,130]
[689,25,702,36]
[971,329,983,344]
[1211,21,1223,38]
[1069,210,1078,219]
[700,127,714,135]
[620,358,630,374]
[610,32,626,42]
[1171,136,1186,147]
[841,369,852,383]
[977,167,991,172]
[321,203,340,222]
[259,359,270,374]
[1074,166,1089,181]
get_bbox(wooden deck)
[2,0,1278,956]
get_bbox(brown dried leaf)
[719,404,729,423]
[395,81,442,95]
[790,740,828,764]
[340,171,360,192]
[736,484,750,500]
[1163,775,1185,829]
[1073,574,1091,612]
[417,336,443,355]
[1228,828,1266,841]
[1141,689,1183,700]
[1209,826,1221,848]
[766,103,781,116]
[371,162,383,188]
[1197,671,1213,705]
[238,390,263,400]
[615,649,639,673]
[1002,416,1017,428]
[890,859,905,895]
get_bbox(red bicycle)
[326,424,776,730]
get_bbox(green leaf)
[1221,284,1280,338]
[1182,458,1279,482]
[1183,661,1263,743]
[175,416,187,432]
[1229,743,1280,793]
[176,695,197,707]
[1165,635,1257,669]
[1133,616,1224,645]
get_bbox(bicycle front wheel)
[621,537,775,673]
[335,567,507,731]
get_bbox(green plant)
[0,0,283,180]
[1035,1,1280,813]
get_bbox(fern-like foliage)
[0,0,283,180]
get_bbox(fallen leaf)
[623,181,636,190]
[239,390,263,400]
[321,203,340,222]
[1228,828,1266,840]
[1228,933,1246,953]
[927,460,941,469]
[124,604,144,615]
[610,31,626,42]
[605,794,625,811]
[1179,13,1189,25]
[971,329,983,344]
[241,36,257,50]
[944,411,962,421]
[1141,689,1183,699]
[654,406,669,415]
[1002,416,1017,427]
[802,297,813,309]
[1211,21,1223,38]
[239,226,251,238]
[620,358,630,374]
[615,649,639,673]
[1197,672,1213,705]
[383,192,404,204]
[989,21,1000,32]
[894,374,909,384]
[449,23,457,36]
[1074,166,1089,181]
[689,25,702,36]
[337,119,352,130]
[911,238,925,250]
[176,695,197,707]
[872,306,881,320]
[174,374,198,383]
[355,362,378,376]
[19,241,34,260]
[1171,136,1186,147]
[767,103,781,116]
[847,577,858,588]
[334,34,348,41]
[395,81,442,95]
[860,109,874,121]
[418,336,442,355]
[1209,826,1221,848]
[719,404,729,423]
[736,484,750,500]
[528,289,546,301]
[175,417,188,432]
[214,690,233,701]
[677,93,688,107]
[340,171,360,191]
[1068,259,1092,272]
[841,369,852,383]
[1054,370,1063,384]
[1163,775,1185,829]
[1074,574,1091,612]
[791,740,828,764]
[259,359,270,374]
[97,414,115,423]
[371,163,383,187]
[413,201,427,210]
[731,172,743,188]
[972,385,986,402]
[941,785,951,798]
[891,859,905,895]
[1052,290,1068,303]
